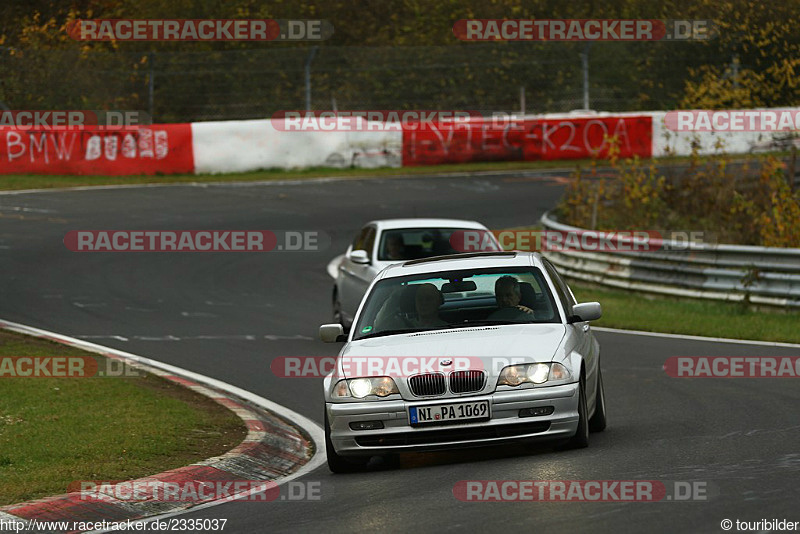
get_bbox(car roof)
[376,251,546,279]
[366,218,490,231]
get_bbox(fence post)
[148,52,155,121]
[305,47,319,112]
[580,43,591,110]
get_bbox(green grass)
[0,330,247,506]
[0,160,591,191]
[0,155,701,191]
[1,150,788,192]
[568,281,800,344]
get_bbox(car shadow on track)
[351,432,613,473]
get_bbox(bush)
[557,142,800,247]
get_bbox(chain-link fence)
[0,42,742,123]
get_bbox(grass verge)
[0,160,589,191]
[568,281,800,344]
[0,155,710,192]
[0,329,247,506]
[1,151,790,192]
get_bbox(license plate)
[409,400,490,426]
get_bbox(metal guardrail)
[540,212,800,308]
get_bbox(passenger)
[488,276,536,322]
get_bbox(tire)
[325,410,369,473]
[589,367,607,433]
[559,377,589,450]
[332,289,344,325]
[381,453,401,469]
[332,289,350,333]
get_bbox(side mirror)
[570,302,602,322]
[348,249,370,265]
[319,323,346,343]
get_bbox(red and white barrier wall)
[651,109,800,156]
[1,109,797,175]
[191,120,400,173]
[0,124,195,175]
[402,112,652,166]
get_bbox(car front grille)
[449,370,486,393]
[409,373,446,396]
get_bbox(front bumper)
[326,382,579,456]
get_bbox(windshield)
[352,267,559,340]
[377,228,500,261]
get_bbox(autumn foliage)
[558,142,800,247]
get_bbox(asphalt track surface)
[1,170,799,534]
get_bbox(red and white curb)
[0,319,326,533]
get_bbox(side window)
[554,269,577,307]
[352,226,371,251]
[543,260,574,317]
[362,227,377,256]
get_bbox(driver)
[374,283,447,330]
[488,276,536,322]
[385,234,407,260]
[411,283,447,327]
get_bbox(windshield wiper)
[356,321,521,340]
[357,328,420,340]
[453,320,520,327]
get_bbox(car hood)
[340,324,566,381]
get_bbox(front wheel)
[559,378,589,450]
[332,290,351,333]
[325,410,369,473]
[332,289,344,326]
[589,368,607,432]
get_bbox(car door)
[339,225,378,321]
[543,259,599,399]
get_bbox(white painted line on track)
[327,254,344,279]
[72,333,314,342]
[593,326,800,349]
[0,318,327,532]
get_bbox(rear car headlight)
[332,377,400,399]
[497,363,571,387]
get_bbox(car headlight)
[497,363,571,387]
[332,377,400,399]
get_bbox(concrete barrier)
[3,107,799,175]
